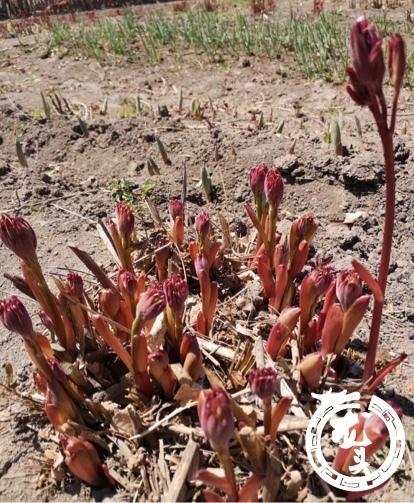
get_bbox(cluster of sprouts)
[0,16,408,501]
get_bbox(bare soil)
[0,1,413,501]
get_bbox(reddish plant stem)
[363,130,395,381]
[263,398,272,437]
[215,445,239,502]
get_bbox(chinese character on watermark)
[305,390,405,492]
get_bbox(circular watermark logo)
[305,390,405,492]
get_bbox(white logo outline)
[305,390,405,492]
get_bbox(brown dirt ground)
[0,0,413,501]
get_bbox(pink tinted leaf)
[207,242,221,268]
[195,469,232,495]
[289,239,309,277]
[92,315,133,372]
[188,241,199,263]
[258,254,274,298]
[245,203,266,243]
[352,259,384,304]
[271,264,288,311]
[299,352,324,390]
[335,295,370,354]
[239,474,265,502]
[266,323,288,360]
[196,311,207,336]
[320,303,343,356]
[270,396,292,441]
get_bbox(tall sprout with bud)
[0,214,71,355]
[346,18,406,381]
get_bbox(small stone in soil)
[0,163,11,177]
[339,233,360,250]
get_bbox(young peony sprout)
[299,266,333,333]
[134,281,166,325]
[115,201,135,241]
[65,271,84,301]
[266,306,301,360]
[118,269,138,297]
[198,386,238,501]
[249,162,268,224]
[0,213,37,264]
[164,273,188,351]
[264,168,284,257]
[321,271,370,356]
[0,215,69,352]
[335,270,363,312]
[0,295,33,340]
[194,210,211,245]
[264,168,284,211]
[164,273,188,320]
[249,162,268,197]
[248,367,278,436]
[346,17,406,380]
[130,281,166,395]
[0,295,54,380]
[168,199,185,246]
[59,433,113,488]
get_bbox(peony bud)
[300,267,333,331]
[350,17,385,90]
[264,169,284,209]
[195,211,211,241]
[249,162,268,196]
[291,212,318,245]
[169,199,184,220]
[388,34,406,92]
[0,295,33,339]
[248,367,277,401]
[66,272,84,300]
[135,281,166,322]
[60,433,110,487]
[115,202,134,240]
[198,386,234,447]
[118,269,138,297]
[306,267,333,298]
[336,270,362,311]
[163,273,188,318]
[0,213,37,263]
